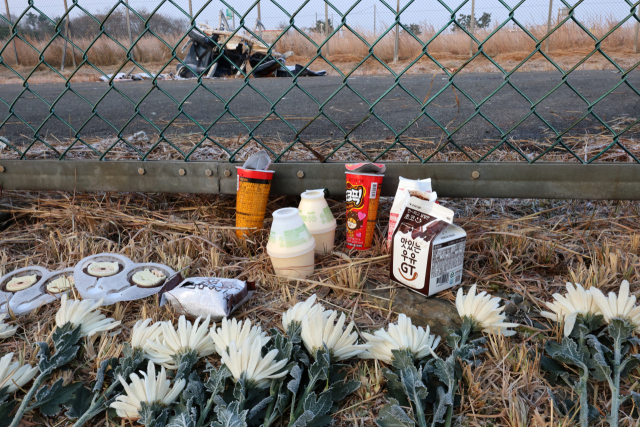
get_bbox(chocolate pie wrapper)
[161,278,255,320]
[390,194,466,297]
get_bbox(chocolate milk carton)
[390,192,466,296]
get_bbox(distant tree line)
[0,9,188,41]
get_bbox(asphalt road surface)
[1,70,639,147]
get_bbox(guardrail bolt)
[138,168,145,175]
[471,171,480,179]
[179,168,186,176]
[297,170,305,179]
[205,169,213,177]
[0,166,4,173]
[223,169,231,177]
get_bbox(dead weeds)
[1,191,640,425]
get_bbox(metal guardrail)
[3,161,640,200]
[1,1,640,199]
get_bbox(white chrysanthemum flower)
[455,284,519,336]
[359,314,441,364]
[0,353,38,393]
[110,361,185,419]
[55,294,120,337]
[282,294,323,331]
[145,315,215,369]
[220,339,288,389]
[301,308,370,361]
[540,283,600,336]
[591,280,640,331]
[209,317,270,356]
[0,314,17,339]
[130,318,163,353]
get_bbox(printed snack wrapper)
[346,171,384,250]
[387,177,435,247]
[162,278,255,320]
[390,191,466,297]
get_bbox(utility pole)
[374,4,376,37]
[3,0,18,65]
[61,0,77,71]
[468,0,475,57]
[545,0,553,52]
[635,20,639,53]
[188,0,192,18]
[233,12,236,30]
[393,0,399,63]
[257,1,262,39]
[324,1,330,57]
[125,0,135,62]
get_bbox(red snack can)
[345,172,384,250]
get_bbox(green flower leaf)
[433,355,456,389]
[375,402,415,427]
[211,401,248,427]
[307,347,330,390]
[432,386,452,425]
[175,350,198,382]
[64,385,94,419]
[247,396,273,421]
[205,362,231,397]
[167,399,198,427]
[93,357,117,393]
[183,371,206,412]
[37,323,82,374]
[323,380,360,403]
[382,368,409,407]
[29,378,83,416]
[586,335,612,382]
[0,395,16,427]
[139,402,170,427]
[302,391,332,419]
[114,344,146,382]
[545,337,588,370]
[540,356,569,386]
[391,349,414,371]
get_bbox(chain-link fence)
[0,0,639,171]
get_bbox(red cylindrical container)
[345,172,384,250]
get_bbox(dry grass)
[0,20,638,84]
[2,188,640,426]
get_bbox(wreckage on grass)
[177,24,326,79]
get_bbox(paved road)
[1,70,638,147]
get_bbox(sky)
[3,0,637,33]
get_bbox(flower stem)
[197,393,218,427]
[444,322,471,427]
[609,334,622,427]
[9,373,48,427]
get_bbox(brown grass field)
[0,20,638,84]
[2,190,640,426]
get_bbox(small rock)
[364,281,461,338]
[504,300,518,316]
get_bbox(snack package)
[346,171,384,250]
[387,177,434,247]
[0,266,73,315]
[390,192,465,296]
[162,278,255,320]
[74,253,181,306]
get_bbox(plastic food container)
[266,208,316,279]
[298,190,337,254]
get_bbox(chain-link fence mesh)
[0,0,639,164]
